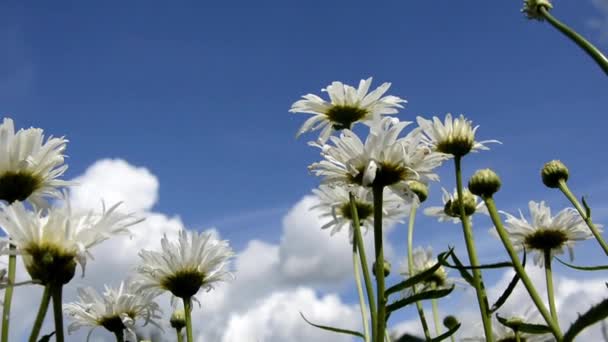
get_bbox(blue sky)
[2,1,608,340]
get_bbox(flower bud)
[443,315,459,329]
[170,309,187,330]
[468,169,501,198]
[373,260,391,278]
[444,190,478,217]
[541,160,568,188]
[407,181,429,203]
[522,0,553,20]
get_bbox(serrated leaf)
[490,250,527,314]
[563,298,608,342]
[555,257,608,271]
[300,312,365,339]
[385,249,453,297]
[496,314,552,334]
[386,286,455,314]
[446,253,474,286]
[430,323,461,342]
[582,196,592,219]
[38,332,55,342]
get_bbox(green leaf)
[563,297,608,342]
[38,332,55,342]
[496,314,552,334]
[555,257,608,271]
[430,323,461,342]
[490,250,527,314]
[446,253,474,286]
[299,312,365,339]
[582,196,592,219]
[385,249,453,297]
[442,260,513,270]
[386,286,455,314]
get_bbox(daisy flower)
[0,199,142,285]
[290,77,406,142]
[309,117,447,197]
[0,118,71,206]
[522,0,552,20]
[416,114,499,157]
[463,308,550,342]
[400,246,452,292]
[136,229,234,301]
[64,280,162,340]
[311,185,407,238]
[424,188,487,224]
[496,201,598,265]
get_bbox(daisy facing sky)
[424,188,487,224]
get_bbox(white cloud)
[589,0,608,43]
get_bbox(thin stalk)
[113,330,125,342]
[484,197,562,339]
[430,287,442,337]
[183,297,194,342]
[353,242,371,342]
[453,157,493,341]
[176,328,184,342]
[539,6,608,76]
[372,185,387,342]
[407,205,432,341]
[28,285,52,342]
[1,245,17,342]
[557,180,608,255]
[51,285,65,342]
[384,330,392,342]
[544,249,558,322]
[515,330,521,342]
[350,192,377,340]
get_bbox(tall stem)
[483,197,562,339]
[372,185,387,342]
[28,285,52,342]
[183,297,194,342]
[539,6,608,76]
[353,242,371,342]
[1,245,16,342]
[453,157,493,341]
[406,205,431,341]
[350,193,377,340]
[51,285,65,342]
[430,289,441,337]
[176,328,184,342]
[557,180,608,255]
[544,249,558,322]
[113,330,125,342]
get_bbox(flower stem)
[28,285,51,342]
[430,288,441,337]
[1,245,17,342]
[406,205,432,341]
[544,249,559,323]
[372,185,387,342]
[350,192,377,340]
[113,330,125,342]
[515,330,522,342]
[51,285,65,342]
[353,241,371,342]
[453,157,493,341]
[557,180,608,255]
[483,197,562,339]
[539,6,608,76]
[176,328,184,342]
[183,297,194,342]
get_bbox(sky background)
[1,1,608,341]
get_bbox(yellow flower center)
[0,171,41,203]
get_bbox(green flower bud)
[541,160,569,188]
[468,169,501,198]
[407,180,429,203]
[522,0,553,20]
[444,190,478,217]
[443,315,459,329]
[170,309,187,330]
[372,260,391,278]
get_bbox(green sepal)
[555,257,608,271]
[299,312,365,339]
[430,323,461,342]
[385,286,454,314]
[563,297,608,342]
[496,314,552,334]
[385,248,453,297]
[490,250,527,314]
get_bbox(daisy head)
[497,201,598,265]
[311,185,406,238]
[0,199,142,285]
[170,309,186,331]
[401,247,451,291]
[522,0,552,20]
[309,117,447,196]
[463,308,549,342]
[416,114,499,157]
[290,77,406,142]
[64,280,162,339]
[0,118,71,206]
[136,229,234,301]
[424,188,487,224]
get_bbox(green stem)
[353,242,371,342]
[557,180,608,255]
[51,285,65,342]
[350,192,377,340]
[176,328,184,342]
[484,197,563,339]
[1,245,16,342]
[406,205,432,341]
[431,292,441,337]
[539,6,608,76]
[28,286,52,342]
[544,249,559,323]
[515,330,521,342]
[373,185,387,342]
[113,330,125,342]
[453,157,493,341]
[183,297,194,342]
